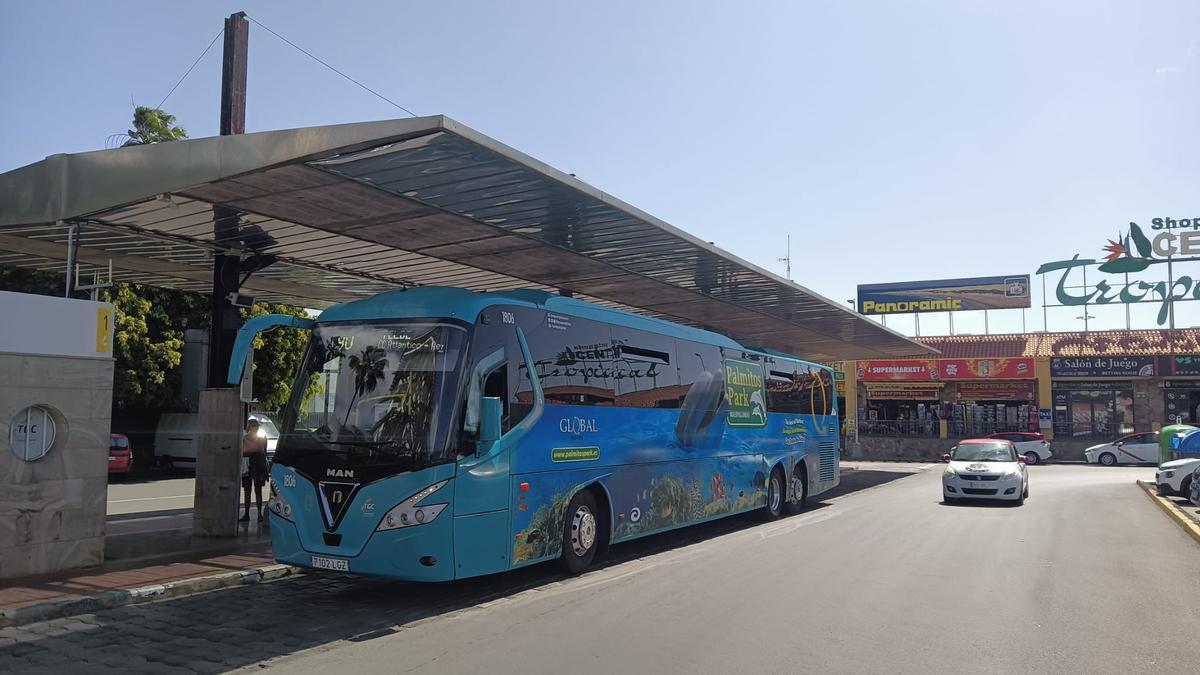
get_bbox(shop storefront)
[949,381,1038,436]
[862,382,942,436]
[1050,357,1152,438]
[1158,356,1200,425]
[856,358,1036,437]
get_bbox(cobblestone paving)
[0,469,909,673]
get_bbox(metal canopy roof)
[0,115,933,361]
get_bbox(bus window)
[609,327,681,408]
[675,341,727,449]
[514,310,616,408]
[766,362,834,416]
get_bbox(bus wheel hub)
[571,505,596,556]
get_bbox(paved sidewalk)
[1,543,290,627]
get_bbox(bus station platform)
[0,541,285,628]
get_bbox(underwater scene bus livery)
[231,287,839,580]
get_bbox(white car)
[942,439,1029,505]
[1156,458,1200,497]
[982,432,1052,465]
[1084,432,1159,466]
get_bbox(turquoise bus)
[230,287,839,579]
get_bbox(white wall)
[0,290,114,359]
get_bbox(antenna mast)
[777,234,792,280]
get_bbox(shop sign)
[1051,380,1131,391]
[856,358,1034,381]
[956,381,1036,401]
[723,359,767,428]
[1037,219,1200,326]
[1050,356,1156,378]
[1161,380,1200,389]
[1158,355,1200,377]
[857,275,1030,315]
[865,386,941,401]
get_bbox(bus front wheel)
[561,489,600,574]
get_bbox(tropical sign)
[857,275,1030,315]
[1037,218,1200,325]
[723,359,767,428]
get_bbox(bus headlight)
[377,480,450,531]
[267,479,294,522]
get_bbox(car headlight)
[1003,469,1021,478]
[943,466,957,477]
[267,479,294,522]
[377,480,450,531]
[1164,470,1176,479]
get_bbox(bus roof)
[318,287,745,350]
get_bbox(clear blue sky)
[3,1,1198,335]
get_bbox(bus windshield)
[277,321,469,473]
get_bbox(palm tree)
[343,345,388,428]
[122,106,188,146]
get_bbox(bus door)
[454,314,544,577]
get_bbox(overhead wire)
[244,14,418,117]
[157,26,226,110]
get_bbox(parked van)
[154,412,279,471]
[155,412,200,471]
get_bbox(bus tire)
[561,489,601,574]
[160,455,174,472]
[762,466,784,521]
[788,462,808,514]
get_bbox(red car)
[109,433,133,476]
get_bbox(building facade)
[843,328,1200,461]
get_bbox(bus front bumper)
[269,511,456,582]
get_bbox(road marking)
[108,494,194,504]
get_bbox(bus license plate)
[311,556,349,572]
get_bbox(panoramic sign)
[1050,356,1156,378]
[856,358,1034,381]
[857,275,1031,315]
[1037,218,1200,326]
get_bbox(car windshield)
[953,443,1016,462]
[251,416,280,438]
[277,321,469,472]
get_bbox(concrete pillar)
[193,388,243,538]
[1035,357,1053,440]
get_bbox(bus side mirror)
[478,397,502,450]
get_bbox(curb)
[1136,480,1200,546]
[0,563,300,629]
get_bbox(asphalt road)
[107,477,197,516]
[5,463,1198,674]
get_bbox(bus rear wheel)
[788,464,808,514]
[561,489,600,574]
[762,467,784,521]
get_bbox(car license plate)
[108,455,117,461]
[311,556,349,572]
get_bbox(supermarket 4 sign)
[856,358,1034,381]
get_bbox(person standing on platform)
[241,419,269,523]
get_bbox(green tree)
[102,284,186,410]
[123,106,188,145]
